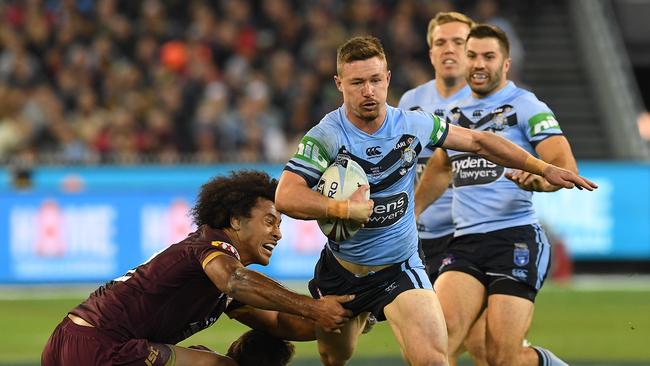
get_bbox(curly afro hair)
[191,170,278,229]
[226,330,295,366]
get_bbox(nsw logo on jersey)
[366,192,408,228]
[450,154,504,187]
[528,112,560,136]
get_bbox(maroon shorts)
[41,316,173,366]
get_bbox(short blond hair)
[336,36,387,75]
[426,12,476,47]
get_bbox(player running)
[420,24,574,366]
[399,11,487,366]
[276,36,596,366]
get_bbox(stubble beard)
[471,69,503,97]
[356,105,379,122]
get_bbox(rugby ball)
[316,158,370,241]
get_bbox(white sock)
[532,346,569,366]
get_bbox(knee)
[316,333,356,366]
[408,349,448,366]
[318,347,353,366]
[486,347,515,366]
[319,352,350,366]
[464,337,487,363]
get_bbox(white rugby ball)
[316,158,370,242]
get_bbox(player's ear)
[334,75,343,92]
[386,70,391,85]
[503,57,511,74]
[230,216,241,231]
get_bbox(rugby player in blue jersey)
[419,24,576,365]
[275,35,595,366]
[399,12,487,366]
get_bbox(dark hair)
[467,24,510,56]
[191,170,278,229]
[336,36,387,75]
[226,330,295,366]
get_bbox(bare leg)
[315,312,369,366]
[435,271,485,357]
[485,294,536,366]
[384,289,448,366]
[462,310,488,366]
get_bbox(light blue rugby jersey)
[398,80,471,239]
[447,81,563,236]
[284,104,449,265]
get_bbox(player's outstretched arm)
[204,254,353,332]
[442,124,597,191]
[275,171,373,222]
[414,149,453,218]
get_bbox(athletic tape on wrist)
[326,200,350,219]
[524,156,550,176]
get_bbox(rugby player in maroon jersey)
[42,170,353,366]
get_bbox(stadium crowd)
[0,0,522,165]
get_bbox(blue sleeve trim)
[283,165,320,188]
[288,159,324,177]
[428,122,450,149]
[530,133,564,148]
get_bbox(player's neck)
[223,228,245,262]
[346,108,387,135]
[435,77,466,98]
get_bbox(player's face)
[465,37,511,97]
[429,21,470,83]
[335,56,390,124]
[237,198,282,266]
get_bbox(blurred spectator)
[0,0,525,165]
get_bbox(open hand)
[505,170,551,192]
[541,165,598,191]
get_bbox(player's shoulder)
[305,108,344,138]
[399,79,437,109]
[391,104,434,122]
[510,83,550,111]
[318,107,345,128]
[192,226,241,259]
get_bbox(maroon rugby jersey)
[71,225,244,344]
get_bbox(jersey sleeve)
[517,96,563,147]
[283,123,337,188]
[409,110,449,150]
[199,241,241,269]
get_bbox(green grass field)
[1,279,649,365]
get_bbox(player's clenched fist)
[314,294,355,332]
[348,185,374,223]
